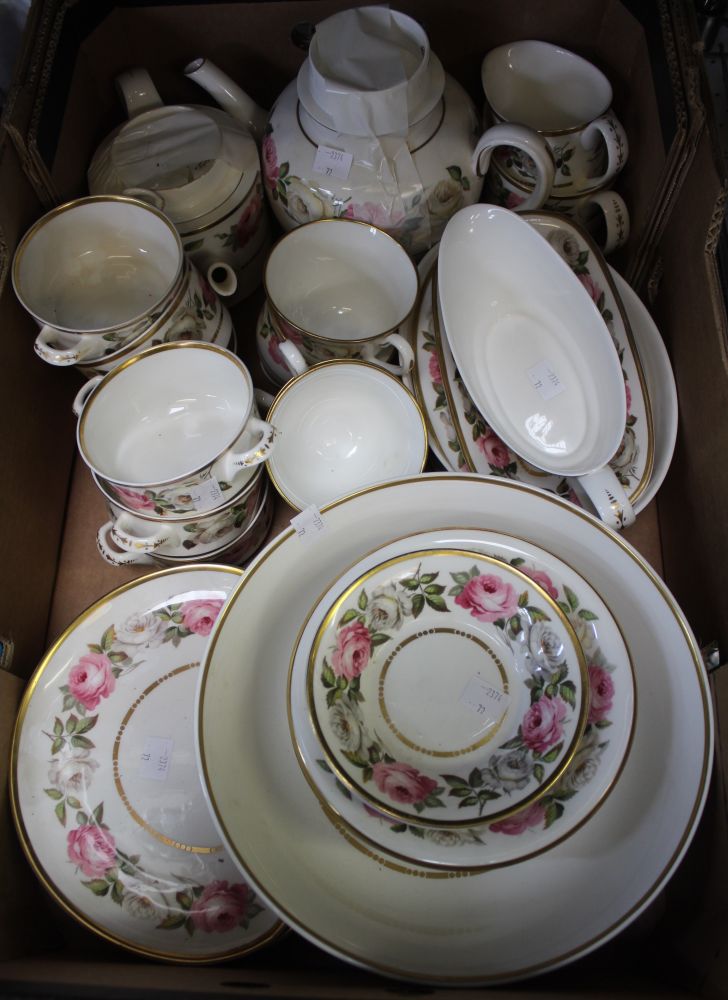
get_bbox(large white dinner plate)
[197,476,712,984]
[11,566,284,962]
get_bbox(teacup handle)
[573,467,635,531]
[278,340,309,377]
[35,327,99,367]
[72,376,103,417]
[360,332,414,376]
[122,187,166,211]
[472,123,555,211]
[215,417,277,479]
[254,388,276,414]
[111,513,178,553]
[579,112,629,190]
[207,261,237,299]
[97,522,155,566]
[576,190,630,256]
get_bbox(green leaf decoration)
[66,796,82,809]
[358,589,368,611]
[527,607,550,622]
[564,585,579,612]
[185,917,196,937]
[424,794,446,809]
[176,890,194,910]
[517,590,529,608]
[462,176,471,191]
[339,608,359,626]
[400,577,420,590]
[423,583,445,596]
[578,608,599,621]
[93,803,104,824]
[279,162,290,179]
[111,879,124,905]
[157,914,188,931]
[65,714,78,734]
[411,593,425,619]
[533,763,545,783]
[458,795,479,808]
[545,682,558,698]
[51,738,65,756]
[477,789,501,805]
[337,777,354,798]
[100,626,116,651]
[544,800,564,828]
[560,680,577,708]
[44,787,63,800]
[74,715,98,734]
[336,675,348,690]
[368,631,390,648]
[111,667,122,678]
[76,811,89,825]
[391,823,408,833]
[321,662,336,689]
[425,594,448,612]
[316,759,333,773]
[118,859,137,876]
[499,735,523,750]
[442,774,470,789]
[82,879,110,896]
[341,750,369,769]
[540,741,564,764]
[595,719,613,729]
[183,239,204,253]
[55,800,67,826]
[446,165,463,181]
[448,584,464,597]
[71,735,95,750]
[62,693,76,711]
[419,572,439,585]
[448,786,475,798]
[53,717,63,738]
[325,688,338,708]
[87,644,104,654]
[451,571,471,585]
[469,768,483,788]
[508,615,521,635]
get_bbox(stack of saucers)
[197,472,713,985]
[404,205,677,531]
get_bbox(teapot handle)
[116,68,164,119]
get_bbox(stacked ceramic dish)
[405,205,676,531]
[73,341,277,567]
[197,471,713,984]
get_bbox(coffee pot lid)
[297,6,445,137]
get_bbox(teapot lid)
[88,106,256,224]
[297,7,445,137]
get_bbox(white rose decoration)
[610,426,638,474]
[115,611,166,647]
[426,178,464,220]
[557,727,604,793]
[284,178,329,225]
[48,749,98,795]
[547,230,581,266]
[367,584,413,631]
[329,700,365,754]
[120,880,163,920]
[527,621,566,678]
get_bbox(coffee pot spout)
[184,57,268,143]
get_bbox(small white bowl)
[264,360,427,511]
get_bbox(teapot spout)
[184,58,268,143]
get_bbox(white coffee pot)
[88,68,270,302]
[185,6,556,256]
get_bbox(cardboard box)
[1,1,726,995]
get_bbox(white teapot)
[185,6,555,256]
[88,68,270,302]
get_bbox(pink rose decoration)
[578,273,602,305]
[68,652,116,711]
[372,761,438,805]
[522,696,568,753]
[67,824,116,877]
[476,429,512,469]
[190,880,250,933]
[505,191,525,210]
[521,568,559,601]
[625,382,632,416]
[344,201,405,232]
[455,573,518,623]
[234,195,263,248]
[275,315,304,345]
[490,801,546,836]
[200,275,217,307]
[588,664,614,723]
[262,135,279,187]
[180,599,224,636]
[267,334,286,369]
[331,621,371,680]
[428,352,442,385]
[113,486,156,512]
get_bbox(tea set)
[10,6,706,985]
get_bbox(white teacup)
[74,342,277,509]
[479,40,628,199]
[12,195,236,367]
[260,360,427,511]
[263,219,417,380]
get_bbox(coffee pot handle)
[116,68,164,119]
[472,123,555,212]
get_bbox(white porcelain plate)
[11,565,284,962]
[289,526,635,871]
[198,474,712,985]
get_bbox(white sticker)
[290,505,327,543]
[459,675,510,721]
[139,737,174,781]
[187,476,224,513]
[312,145,354,180]
[527,360,567,401]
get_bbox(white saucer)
[11,566,284,961]
[197,474,712,984]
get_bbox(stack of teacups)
[12,195,235,376]
[475,40,630,254]
[69,341,277,566]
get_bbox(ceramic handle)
[111,513,178,553]
[72,376,103,417]
[206,261,237,298]
[579,112,629,189]
[116,68,164,119]
[35,327,98,367]
[361,332,414,376]
[278,339,309,377]
[472,123,555,211]
[576,190,630,256]
[216,417,277,479]
[573,466,636,530]
[254,388,276,414]
[122,187,166,211]
[97,522,155,566]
